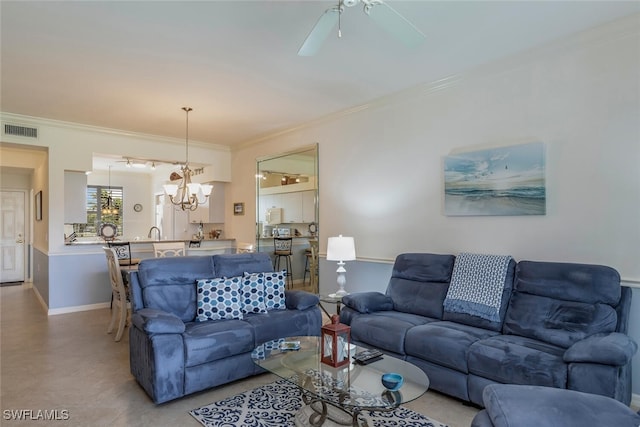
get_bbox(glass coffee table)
[252,336,429,427]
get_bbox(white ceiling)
[2,1,639,148]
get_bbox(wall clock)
[133,203,143,212]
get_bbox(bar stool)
[273,237,293,289]
[303,239,319,291]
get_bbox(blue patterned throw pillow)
[196,277,243,321]
[264,270,287,310]
[243,271,286,311]
[242,273,267,314]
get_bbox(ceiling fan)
[298,0,425,56]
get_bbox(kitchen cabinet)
[259,194,279,223]
[188,182,226,224]
[302,190,316,223]
[189,202,209,224]
[258,190,316,224]
[281,192,302,223]
[64,171,87,223]
[209,183,225,223]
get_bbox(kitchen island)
[66,238,236,259]
[40,238,237,315]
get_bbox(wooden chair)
[153,241,186,258]
[107,241,141,267]
[236,242,255,253]
[103,247,129,342]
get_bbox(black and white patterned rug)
[190,379,447,427]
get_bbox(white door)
[0,191,26,283]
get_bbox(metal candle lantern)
[321,314,351,368]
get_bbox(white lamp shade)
[326,235,356,261]
[163,184,178,197]
[187,182,200,196]
[200,184,213,196]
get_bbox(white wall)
[230,16,640,394]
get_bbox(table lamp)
[326,235,356,297]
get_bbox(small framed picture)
[233,202,245,216]
[35,191,42,221]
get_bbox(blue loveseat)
[340,253,636,406]
[128,253,322,404]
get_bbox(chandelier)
[163,107,213,211]
[101,165,119,215]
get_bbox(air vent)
[4,124,38,138]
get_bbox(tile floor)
[0,285,478,426]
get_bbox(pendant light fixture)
[101,165,119,215]
[163,107,213,211]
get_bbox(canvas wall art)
[444,142,546,216]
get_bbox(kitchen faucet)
[148,226,161,241]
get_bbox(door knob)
[16,239,24,243]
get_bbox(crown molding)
[0,112,231,152]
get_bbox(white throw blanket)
[443,253,512,322]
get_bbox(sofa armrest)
[564,332,638,366]
[131,308,186,334]
[285,290,319,311]
[342,292,394,313]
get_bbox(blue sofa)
[340,253,636,406]
[471,384,640,427]
[128,253,322,404]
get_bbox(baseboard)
[631,393,640,410]
[48,302,110,316]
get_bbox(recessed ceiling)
[2,1,638,147]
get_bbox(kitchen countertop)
[66,238,235,246]
[258,235,317,240]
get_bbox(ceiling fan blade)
[298,6,341,57]
[366,1,425,48]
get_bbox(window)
[73,185,123,237]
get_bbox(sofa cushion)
[350,311,434,354]
[443,259,516,332]
[468,335,567,388]
[503,292,617,348]
[503,261,620,348]
[563,332,638,366]
[213,253,273,278]
[285,290,320,311]
[241,273,267,314]
[196,277,244,321]
[342,292,394,313]
[386,253,454,320]
[137,256,215,322]
[392,253,456,282]
[514,261,621,305]
[405,321,499,373]
[182,320,255,367]
[244,308,321,344]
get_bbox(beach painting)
[444,142,546,216]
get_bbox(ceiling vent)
[4,124,38,139]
